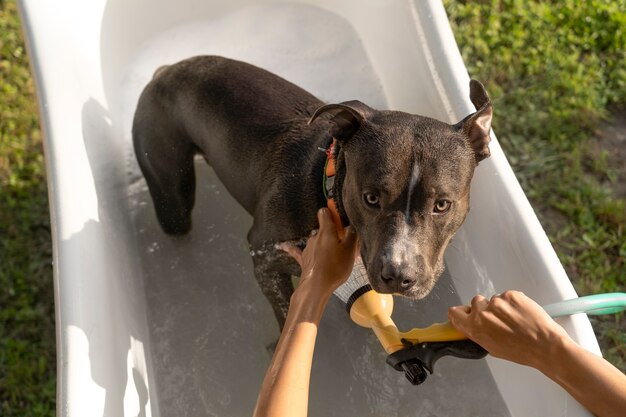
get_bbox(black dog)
[133,56,492,328]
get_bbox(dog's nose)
[381,263,417,291]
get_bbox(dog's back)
[133,56,325,233]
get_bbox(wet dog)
[133,56,492,328]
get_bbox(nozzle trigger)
[386,340,487,386]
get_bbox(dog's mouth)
[361,248,444,299]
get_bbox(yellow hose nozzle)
[349,290,405,353]
[335,262,487,386]
[399,321,467,345]
[347,289,467,354]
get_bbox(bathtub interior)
[21,0,599,416]
[118,3,511,416]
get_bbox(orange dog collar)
[323,138,344,234]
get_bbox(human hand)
[448,290,572,369]
[280,208,358,299]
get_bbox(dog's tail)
[153,65,170,79]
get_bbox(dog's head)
[310,80,492,298]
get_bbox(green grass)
[0,0,56,415]
[444,0,626,370]
[1,0,624,414]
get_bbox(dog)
[133,55,492,329]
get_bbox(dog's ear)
[457,80,493,163]
[309,100,374,140]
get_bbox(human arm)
[448,290,626,417]
[252,208,358,417]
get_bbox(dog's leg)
[133,123,197,235]
[250,244,301,330]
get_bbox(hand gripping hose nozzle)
[334,259,626,386]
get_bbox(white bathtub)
[19,0,600,416]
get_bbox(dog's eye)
[433,199,451,214]
[363,193,380,207]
